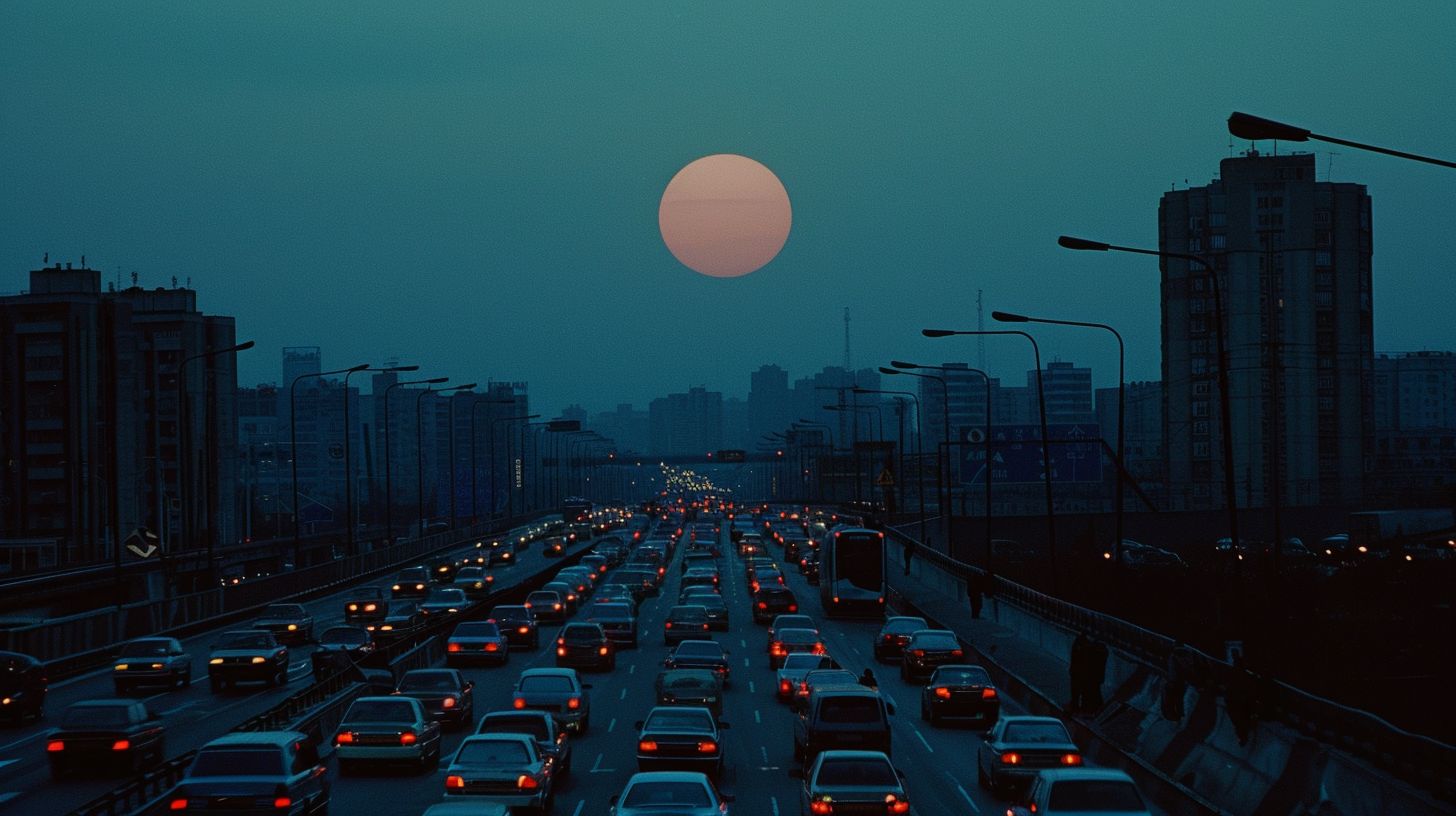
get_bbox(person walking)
[968,572,985,619]
[902,538,918,576]
[1087,637,1109,710]
[1069,631,1091,712]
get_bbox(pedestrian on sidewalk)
[1162,639,1192,721]
[1069,631,1091,712]
[1225,653,1259,746]
[1087,637,1109,710]
[967,572,985,619]
[903,539,917,576]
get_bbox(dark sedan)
[752,587,799,624]
[489,605,540,650]
[344,587,388,623]
[391,566,432,599]
[635,706,727,777]
[664,640,731,686]
[112,637,191,693]
[555,623,616,671]
[46,699,166,779]
[900,629,965,683]
[768,628,826,670]
[0,651,47,724]
[397,668,475,729]
[366,601,423,644]
[654,669,724,718]
[207,630,289,691]
[922,664,1000,726]
[977,716,1082,792]
[314,626,376,664]
[252,603,314,645]
[585,602,638,648]
[446,621,509,666]
[525,590,567,624]
[873,616,928,662]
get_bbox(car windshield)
[622,781,712,807]
[119,640,171,657]
[562,626,603,644]
[346,699,418,722]
[1048,780,1147,811]
[218,633,272,650]
[1003,722,1073,743]
[457,567,484,579]
[479,717,549,741]
[519,675,575,693]
[588,605,631,621]
[807,670,858,687]
[355,588,383,599]
[676,642,724,659]
[495,606,529,619]
[819,697,882,723]
[884,618,927,634]
[261,605,303,618]
[190,747,285,777]
[455,739,530,766]
[321,628,368,645]
[386,603,416,615]
[454,622,500,637]
[934,668,991,686]
[426,589,465,602]
[62,704,134,728]
[817,757,898,786]
[662,672,715,691]
[780,628,819,644]
[399,672,458,692]
[782,654,830,671]
[399,568,427,581]
[910,633,960,650]
[645,709,714,731]
[759,588,793,601]
[528,593,560,604]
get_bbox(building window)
[1315,251,1331,267]
[1191,357,1208,375]
[1192,400,1210,418]
[1318,396,1335,411]
[1314,291,1333,307]
[1193,441,1211,458]
[1190,298,1205,314]
[1192,382,1211,396]
[1193,420,1210,436]
[1188,238,1202,253]
[1210,234,1226,250]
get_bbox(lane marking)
[607,718,616,733]
[157,701,200,717]
[754,710,761,724]
[0,759,19,771]
[571,801,584,816]
[748,681,755,694]
[628,664,635,675]
[760,745,769,764]
[740,638,747,648]
[0,792,20,806]
[590,753,603,773]
[770,795,780,816]
[956,781,979,813]
[912,727,934,753]
[743,657,750,668]
[619,688,627,700]
[0,732,47,753]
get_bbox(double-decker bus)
[561,497,593,524]
[819,527,886,619]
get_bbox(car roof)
[1034,768,1137,783]
[420,802,510,816]
[624,770,714,785]
[202,731,309,748]
[460,733,535,747]
[816,749,893,762]
[520,668,579,679]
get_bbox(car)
[559,566,599,594]
[253,603,314,645]
[476,710,572,777]
[344,586,388,623]
[921,664,1000,726]
[767,614,818,649]
[750,568,786,594]
[543,581,581,615]
[664,640,730,686]
[580,554,610,575]
[421,802,509,816]
[511,668,591,734]
[609,770,734,816]
[446,621,510,666]
[737,533,764,557]
[334,695,443,774]
[0,651,47,724]
[594,583,640,610]
[46,699,166,779]
[873,616,928,662]
[793,749,910,815]
[1007,768,1152,816]
[781,536,807,564]
[484,539,516,566]
[792,669,862,712]
[977,716,1083,793]
[635,705,727,776]
[556,622,616,671]
[542,535,567,556]
[489,605,540,650]
[664,605,712,644]
[526,590,567,623]
[112,637,191,693]
[314,626,377,664]
[207,630,289,692]
[429,556,461,584]
[397,668,475,729]
[444,734,558,811]
[168,731,329,814]
[901,629,966,683]
[776,653,837,702]
[800,550,821,584]
[654,668,724,718]
[420,587,470,619]
[617,568,660,599]
[680,552,718,574]
[793,687,895,766]
[391,566,433,598]
[585,602,639,648]
[691,594,730,631]
[366,601,424,644]
[769,628,826,670]
[752,586,799,623]
[452,566,496,599]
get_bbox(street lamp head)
[386,365,421,373]
[991,310,1030,323]
[424,377,449,384]
[1227,111,1309,142]
[1057,235,1110,252]
[345,363,370,372]
[234,340,256,352]
[920,329,955,338]
[889,360,921,369]
[878,366,902,376]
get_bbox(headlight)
[381,625,394,631]
[287,624,299,631]
[115,663,129,671]
[209,658,224,665]
[251,656,267,664]
[151,663,164,669]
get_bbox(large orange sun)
[658,154,792,278]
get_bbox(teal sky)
[3,2,1453,416]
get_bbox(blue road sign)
[959,423,1103,485]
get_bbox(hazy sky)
[3,2,1453,417]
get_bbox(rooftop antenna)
[976,289,986,370]
[1326,151,1340,181]
[131,271,139,287]
[43,252,48,265]
[842,306,851,373]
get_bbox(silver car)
[443,734,557,811]
[610,771,733,816]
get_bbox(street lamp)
[383,377,448,541]
[856,386,925,546]
[491,414,537,519]
[470,399,516,520]
[922,329,1057,587]
[343,365,417,555]
[887,362,952,523]
[291,362,367,566]
[177,339,253,584]
[1227,112,1455,169]
[416,383,476,537]
[996,308,1126,565]
[1058,234,1240,566]
[795,419,836,503]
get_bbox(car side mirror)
[787,768,805,779]
[609,795,619,806]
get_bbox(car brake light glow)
[780,679,791,693]
[809,800,832,815]
[519,627,530,634]
[335,731,355,745]
[111,739,131,751]
[399,732,418,745]
[445,775,464,790]
[599,646,610,655]
[757,602,767,609]
[442,697,457,709]
[951,649,964,657]
[567,697,581,709]
[886,794,910,813]
[1061,753,1083,766]
[513,698,526,709]
[47,740,64,752]
[935,687,952,699]
[169,799,188,811]
[272,798,291,810]
[447,642,461,653]
[982,687,997,699]
[1001,751,1021,764]
[911,650,925,657]
[697,740,718,753]
[557,647,568,656]
[638,740,658,752]
[485,642,500,652]
[788,604,798,612]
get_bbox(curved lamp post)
[343,365,417,554]
[178,339,253,584]
[1228,112,1455,169]
[291,362,367,564]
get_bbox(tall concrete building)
[748,364,792,443]
[648,387,723,455]
[1096,381,1165,509]
[1371,351,1456,503]
[1160,151,1372,510]
[592,404,649,455]
[1033,361,1095,425]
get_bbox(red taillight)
[553,604,562,611]
[812,642,825,654]
[788,604,798,612]
[111,739,131,752]
[771,642,785,655]
[47,740,64,752]
[447,642,461,653]
[1000,751,1021,765]
[757,602,768,609]
[982,687,997,699]
[911,649,925,657]
[399,732,417,746]
[557,647,567,656]
[445,775,464,790]
[780,679,791,693]
[701,623,709,630]
[697,740,718,753]
[442,697,457,709]
[518,626,530,634]
[665,622,673,629]
[951,649,964,657]
[599,646,609,655]
[272,798,291,810]
[935,687,952,699]
[1061,753,1083,766]
[810,800,833,815]
[485,642,500,652]
[513,697,526,709]
[638,740,658,752]
[567,697,581,709]
[335,731,355,745]
[517,774,539,790]
[887,794,910,814]
[169,799,188,811]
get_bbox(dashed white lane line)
[590,753,603,772]
[570,800,585,816]
[912,727,934,753]
[607,718,616,733]
[740,638,747,648]
[0,759,20,770]
[619,688,628,700]
[157,700,200,717]
[770,795,780,816]
[628,664,635,675]
[0,732,46,753]
[955,780,979,812]
[760,745,769,764]
[743,657,750,668]
[0,792,20,807]
[754,710,761,724]
[748,681,755,694]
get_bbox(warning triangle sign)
[876,467,895,487]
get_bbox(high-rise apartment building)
[1371,351,1456,503]
[648,387,723,455]
[1160,151,1372,510]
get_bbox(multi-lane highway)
[0,521,569,815]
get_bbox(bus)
[819,527,887,619]
[561,497,593,524]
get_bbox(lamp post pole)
[997,308,1126,565]
[343,365,417,555]
[795,420,836,503]
[1228,111,1456,169]
[888,363,951,532]
[922,330,1056,589]
[291,363,367,566]
[383,377,447,542]
[177,340,253,585]
[487,410,533,520]
[469,398,514,522]
[858,385,924,538]
[415,383,475,537]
